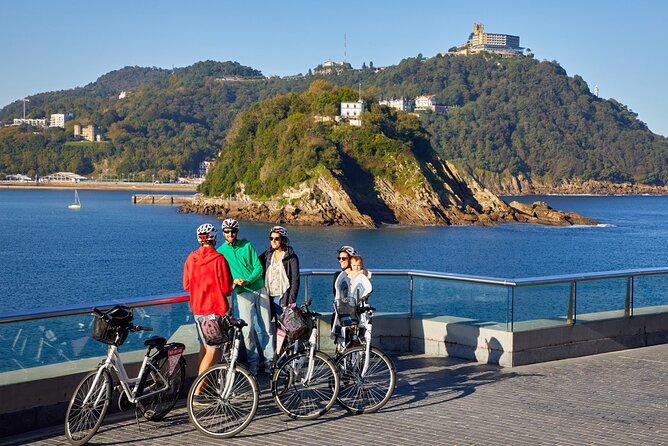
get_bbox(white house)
[340,101,364,118]
[379,97,413,112]
[415,95,437,111]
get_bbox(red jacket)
[183,246,233,316]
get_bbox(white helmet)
[221,218,239,230]
[196,223,217,243]
[269,225,288,237]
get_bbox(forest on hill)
[1,55,666,188]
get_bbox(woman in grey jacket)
[259,225,300,320]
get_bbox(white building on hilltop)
[13,118,48,127]
[49,113,73,128]
[340,101,364,126]
[379,97,413,112]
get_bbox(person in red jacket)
[183,223,234,401]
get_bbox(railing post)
[509,286,514,332]
[409,275,414,319]
[624,276,633,317]
[566,282,575,325]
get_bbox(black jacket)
[259,246,300,306]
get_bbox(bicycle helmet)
[337,245,357,257]
[269,225,288,237]
[196,223,217,243]
[221,218,239,230]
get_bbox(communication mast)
[343,33,347,64]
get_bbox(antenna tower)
[344,33,347,64]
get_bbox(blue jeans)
[271,295,284,320]
[235,288,273,373]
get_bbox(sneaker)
[192,394,213,406]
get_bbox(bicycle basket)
[91,306,133,345]
[199,315,231,346]
[279,306,309,340]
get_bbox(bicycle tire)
[65,369,113,445]
[271,350,340,420]
[138,356,186,421]
[187,363,259,438]
[335,346,396,414]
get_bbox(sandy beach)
[0,181,198,192]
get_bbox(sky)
[1,0,667,136]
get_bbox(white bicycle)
[65,305,186,445]
[333,273,396,414]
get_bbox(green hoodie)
[217,239,265,293]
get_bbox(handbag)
[279,306,308,340]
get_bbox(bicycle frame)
[274,312,320,384]
[336,303,374,378]
[219,330,242,399]
[81,343,170,407]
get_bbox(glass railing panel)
[633,274,668,316]
[412,277,509,329]
[513,283,572,331]
[0,301,195,382]
[302,273,410,316]
[576,278,628,321]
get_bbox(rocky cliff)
[179,159,596,227]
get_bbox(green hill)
[1,55,666,189]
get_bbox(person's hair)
[350,255,364,268]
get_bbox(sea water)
[1,189,668,314]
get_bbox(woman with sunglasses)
[334,245,357,294]
[259,226,300,323]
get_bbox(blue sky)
[1,0,667,136]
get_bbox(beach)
[0,181,197,192]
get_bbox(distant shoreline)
[0,181,198,192]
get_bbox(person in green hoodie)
[217,218,272,375]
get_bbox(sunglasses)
[223,229,237,234]
[269,236,282,241]
[338,256,349,261]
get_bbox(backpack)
[199,316,229,346]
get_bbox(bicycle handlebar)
[131,325,153,332]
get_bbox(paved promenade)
[5,344,668,446]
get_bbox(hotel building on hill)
[450,23,524,58]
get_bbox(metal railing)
[1,267,668,375]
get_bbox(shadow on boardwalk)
[385,355,540,412]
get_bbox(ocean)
[1,189,668,314]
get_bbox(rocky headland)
[179,160,596,228]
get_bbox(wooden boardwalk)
[5,343,668,445]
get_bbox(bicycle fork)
[220,337,240,399]
[361,321,373,378]
[301,327,318,384]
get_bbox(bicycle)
[271,300,340,420]
[186,316,259,438]
[65,305,186,446]
[333,279,396,414]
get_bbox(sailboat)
[68,190,81,209]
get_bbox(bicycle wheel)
[65,369,113,445]
[335,346,396,414]
[138,356,186,421]
[187,363,259,438]
[272,350,340,420]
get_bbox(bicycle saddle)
[144,335,167,348]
